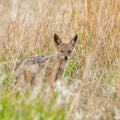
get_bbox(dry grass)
[0,0,120,120]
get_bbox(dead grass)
[0,0,120,119]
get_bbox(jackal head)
[53,33,78,61]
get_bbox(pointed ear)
[53,33,62,46]
[70,34,78,46]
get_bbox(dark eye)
[60,50,64,53]
[68,50,72,53]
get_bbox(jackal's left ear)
[53,33,62,46]
[70,34,78,46]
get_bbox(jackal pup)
[15,33,78,97]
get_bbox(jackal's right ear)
[53,33,62,46]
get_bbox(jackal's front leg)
[46,72,56,95]
[49,78,55,95]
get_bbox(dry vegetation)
[0,0,120,120]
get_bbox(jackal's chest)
[44,60,67,81]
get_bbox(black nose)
[65,57,68,60]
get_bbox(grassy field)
[0,0,120,120]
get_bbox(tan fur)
[14,33,78,98]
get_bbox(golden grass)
[0,0,120,119]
